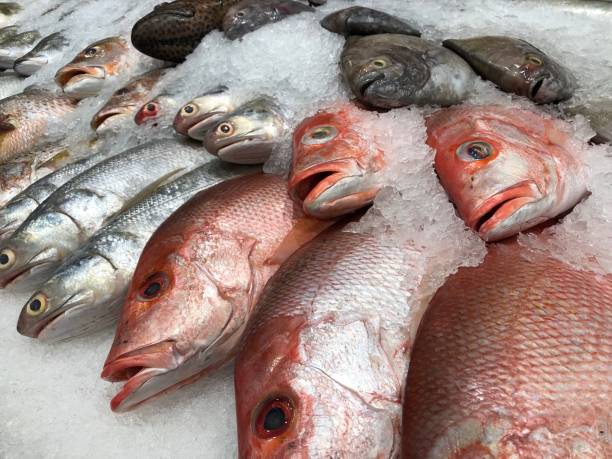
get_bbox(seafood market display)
[0,0,611,458]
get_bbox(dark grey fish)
[321,6,420,37]
[223,0,314,40]
[0,30,41,70]
[342,34,476,109]
[0,2,20,25]
[14,32,69,77]
[564,100,612,143]
[443,36,576,104]
[0,25,18,42]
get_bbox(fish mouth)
[289,159,377,219]
[468,181,541,241]
[91,108,132,132]
[0,259,53,289]
[13,55,47,76]
[358,73,386,97]
[211,135,274,165]
[101,340,183,412]
[17,292,84,339]
[177,112,227,141]
[55,66,106,97]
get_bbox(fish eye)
[138,272,169,301]
[216,122,234,137]
[236,10,246,17]
[84,46,98,57]
[254,396,294,440]
[181,104,197,116]
[145,103,158,114]
[372,59,388,68]
[26,293,48,317]
[0,248,15,269]
[525,54,543,66]
[301,125,338,145]
[456,141,494,161]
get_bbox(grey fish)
[17,161,258,341]
[342,34,476,108]
[443,36,576,104]
[0,3,20,26]
[204,97,287,164]
[321,6,420,37]
[0,30,41,70]
[564,99,612,143]
[0,139,210,289]
[223,0,314,40]
[0,25,18,42]
[14,32,69,77]
[173,86,235,140]
[0,150,110,241]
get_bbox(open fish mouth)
[181,112,227,141]
[0,259,54,289]
[91,109,131,132]
[289,159,376,218]
[359,73,386,97]
[213,135,274,164]
[468,181,541,240]
[56,66,105,87]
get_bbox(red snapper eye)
[138,272,169,301]
[145,103,158,115]
[254,396,294,439]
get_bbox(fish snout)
[91,107,132,133]
[13,55,47,77]
[530,73,576,104]
[55,65,106,98]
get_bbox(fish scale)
[401,242,612,458]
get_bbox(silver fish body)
[0,139,210,289]
[17,160,258,341]
[14,32,69,77]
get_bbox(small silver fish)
[0,29,40,70]
[14,32,69,77]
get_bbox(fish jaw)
[206,133,276,165]
[174,112,227,141]
[91,107,133,134]
[55,65,106,99]
[13,55,47,77]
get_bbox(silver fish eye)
[301,125,338,145]
[456,141,493,161]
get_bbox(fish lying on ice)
[443,36,576,104]
[203,97,287,164]
[173,86,235,141]
[427,105,588,241]
[101,173,333,412]
[321,6,420,37]
[0,29,40,70]
[131,0,240,63]
[55,37,136,99]
[134,94,180,128]
[235,230,427,457]
[223,0,314,40]
[0,139,210,289]
[341,34,476,109]
[14,32,69,77]
[288,103,385,219]
[0,2,20,26]
[401,241,612,458]
[91,69,167,135]
[0,87,77,162]
[564,99,612,143]
[17,161,258,341]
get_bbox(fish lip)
[177,112,226,140]
[358,72,386,97]
[213,135,274,164]
[0,259,53,289]
[13,55,47,76]
[91,108,131,131]
[289,159,361,202]
[55,65,105,87]
[467,181,541,239]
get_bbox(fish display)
[101,173,333,412]
[0,3,20,26]
[13,32,69,77]
[427,105,588,241]
[173,86,235,141]
[131,0,239,63]
[91,69,166,135]
[0,139,209,289]
[0,150,108,241]
[0,29,41,70]
[321,6,420,37]
[341,34,476,108]
[203,97,287,164]
[289,104,385,219]
[223,0,314,40]
[134,94,180,127]
[235,230,424,457]
[443,36,576,103]
[564,99,612,143]
[0,87,77,163]
[55,37,133,99]
[17,161,258,341]
[401,241,612,458]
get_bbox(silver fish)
[0,30,40,70]
[14,32,69,77]
[17,160,258,341]
[0,139,210,289]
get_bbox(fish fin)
[38,146,72,170]
[0,114,16,131]
[121,168,187,210]
[267,216,336,266]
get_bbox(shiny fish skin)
[0,150,110,241]
[131,0,240,63]
[173,86,235,140]
[341,34,476,109]
[14,32,69,77]
[443,36,576,104]
[0,29,40,70]
[17,161,258,341]
[0,139,210,289]
[401,241,612,458]
[321,6,420,37]
[0,88,77,163]
[101,173,333,412]
[236,230,425,458]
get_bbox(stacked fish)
[0,1,611,458]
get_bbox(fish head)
[342,35,429,108]
[101,225,240,412]
[55,37,129,99]
[134,95,175,126]
[16,255,117,341]
[427,106,581,241]
[203,98,286,164]
[516,50,577,104]
[223,2,268,40]
[173,87,234,140]
[288,105,384,219]
[0,30,41,69]
[14,32,68,77]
